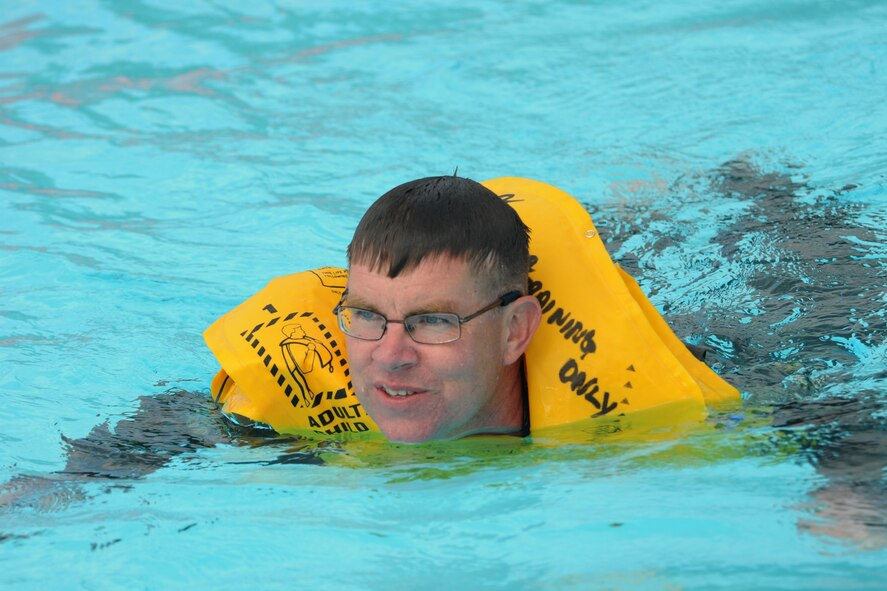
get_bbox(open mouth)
[379,385,421,398]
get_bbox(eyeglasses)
[333,290,522,345]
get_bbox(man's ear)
[503,295,542,365]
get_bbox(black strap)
[519,357,530,437]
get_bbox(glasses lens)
[338,307,385,340]
[404,313,461,344]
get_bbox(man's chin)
[374,415,458,443]
[378,424,439,444]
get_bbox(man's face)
[344,256,513,443]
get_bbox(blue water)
[2,1,886,589]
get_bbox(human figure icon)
[279,323,334,408]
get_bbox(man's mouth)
[380,385,420,398]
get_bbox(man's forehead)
[346,256,486,307]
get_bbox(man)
[204,174,738,443]
[338,176,543,442]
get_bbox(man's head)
[340,176,542,443]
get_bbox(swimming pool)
[1,0,885,588]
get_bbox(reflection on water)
[772,396,886,550]
[603,156,886,550]
[0,389,323,512]
[605,159,885,398]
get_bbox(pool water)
[2,1,886,589]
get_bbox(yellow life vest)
[203,177,740,437]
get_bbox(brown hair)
[347,176,530,293]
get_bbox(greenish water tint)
[1,1,885,589]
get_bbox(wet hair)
[347,176,531,293]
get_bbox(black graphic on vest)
[279,323,335,408]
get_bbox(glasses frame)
[333,290,523,345]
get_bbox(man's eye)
[413,314,457,327]
[353,309,381,322]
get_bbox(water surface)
[1,1,885,589]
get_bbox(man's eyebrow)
[341,293,378,311]
[409,301,460,315]
[342,294,460,316]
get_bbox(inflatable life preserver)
[203,177,740,437]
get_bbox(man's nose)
[371,322,419,371]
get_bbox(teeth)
[382,386,415,397]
